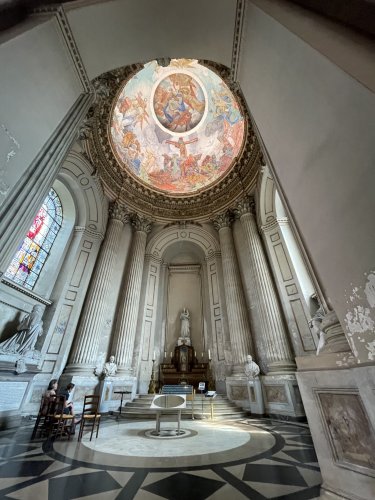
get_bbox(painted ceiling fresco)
[110,59,245,195]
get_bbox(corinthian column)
[234,197,295,373]
[112,214,152,374]
[67,202,129,373]
[212,211,253,374]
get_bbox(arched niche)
[135,224,229,393]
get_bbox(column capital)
[233,196,255,219]
[211,211,233,231]
[109,201,130,224]
[131,214,153,234]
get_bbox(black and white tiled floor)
[0,417,321,499]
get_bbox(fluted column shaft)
[68,202,129,371]
[235,197,295,372]
[112,215,152,373]
[213,212,253,374]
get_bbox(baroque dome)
[109,59,245,195]
[88,59,262,222]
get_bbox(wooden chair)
[48,395,75,440]
[78,395,101,441]
[31,395,55,439]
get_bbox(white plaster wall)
[238,1,375,362]
[0,17,83,207]
[65,0,237,78]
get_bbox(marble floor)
[0,416,321,499]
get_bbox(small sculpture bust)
[103,355,117,377]
[180,308,190,338]
[244,355,260,379]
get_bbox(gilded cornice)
[87,61,261,222]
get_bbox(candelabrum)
[207,358,215,391]
[148,359,156,394]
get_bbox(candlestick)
[164,351,167,358]
[152,350,156,361]
[208,349,211,360]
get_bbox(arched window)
[4,188,63,290]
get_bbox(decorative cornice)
[131,214,153,234]
[231,0,246,82]
[260,217,289,234]
[0,278,52,306]
[109,201,130,224]
[211,211,233,231]
[87,60,261,223]
[32,6,92,94]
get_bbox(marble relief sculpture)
[309,304,326,355]
[0,305,43,358]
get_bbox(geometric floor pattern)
[0,417,321,499]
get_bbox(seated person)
[45,379,58,398]
[41,379,58,416]
[59,383,81,433]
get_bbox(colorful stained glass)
[4,188,63,290]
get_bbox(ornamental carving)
[87,60,261,222]
[131,214,153,234]
[109,201,130,224]
[233,196,256,218]
[211,211,233,231]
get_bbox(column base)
[262,373,305,420]
[63,363,96,377]
[267,360,297,374]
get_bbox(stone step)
[119,393,248,420]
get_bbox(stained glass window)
[4,188,63,290]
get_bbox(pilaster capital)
[131,214,153,234]
[211,211,233,231]
[233,196,255,219]
[109,201,130,224]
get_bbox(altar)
[160,343,210,390]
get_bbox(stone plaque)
[319,392,375,471]
[265,385,288,403]
[230,385,247,400]
[0,381,28,411]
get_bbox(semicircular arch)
[146,224,220,261]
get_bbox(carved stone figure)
[244,354,260,379]
[103,355,117,377]
[309,304,326,355]
[180,308,190,338]
[0,305,43,356]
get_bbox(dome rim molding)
[87,60,262,222]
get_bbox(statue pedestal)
[98,375,136,413]
[247,378,264,415]
[177,337,191,346]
